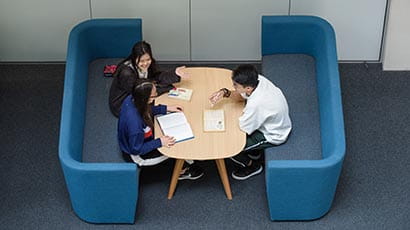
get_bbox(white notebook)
[203,109,225,132]
[156,112,194,143]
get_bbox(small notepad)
[168,88,193,101]
[203,109,225,132]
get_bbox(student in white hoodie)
[209,64,292,180]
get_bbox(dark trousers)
[231,130,276,167]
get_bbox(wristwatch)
[220,88,231,98]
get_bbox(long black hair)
[132,80,155,128]
[115,41,158,77]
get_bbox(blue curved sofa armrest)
[265,156,344,220]
[262,16,346,220]
[60,160,138,223]
[59,19,142,223]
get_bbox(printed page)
[165,123,194,142]
[156,112,194,142]
[203,109,225,132]
[156,112,187,129]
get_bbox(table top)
[154,67,246,160]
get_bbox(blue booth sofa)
[59,19,142,223]
[261,16,346,220]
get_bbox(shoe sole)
[178,172,204,181]
[247,154,261,160]
[231,166,263,180]
[230,157,247,168]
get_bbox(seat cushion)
[83,58,123,162]
[262,54,322,160]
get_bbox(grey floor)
[0,63,409,230]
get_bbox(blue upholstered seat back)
[262,16,345,161]
[60,19,143,162]
[59,19,143,223]
[262,16,345,220]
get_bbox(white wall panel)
[0,0,388,62]
[191,0,289,61]
[291,0,387,61]
[0,0,89,61]
[382,0,410,70]
[91,0,190,61]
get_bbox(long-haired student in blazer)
[109,41,190,117]
[118,80,203,180]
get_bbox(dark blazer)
[109,62,180,117]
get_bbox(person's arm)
[153,69,181,85]
[154,66,189,84]
[118,67,138,93]
[151,104,167,116]
[109,67,138,117]
[229,90,245,102]
[128,133,162,155]
[209,88,244,105]
[238,105,265,135]
[151,104,183,117]
[150,68,181,95]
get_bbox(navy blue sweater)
[118,96,167,155]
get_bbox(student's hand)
[209,90,225,106]
[167,105,183,112]
[160,135,176,148]
[175,66,190,79]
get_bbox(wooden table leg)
[215,159,233,200]
[168,159,185,199]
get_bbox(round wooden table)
[154,67,246,200]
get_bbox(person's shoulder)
[120,99,143,123]
[258,74,267,80]
[244,97,260,110]
[259,75,281,91]
[116,62,136,76]
[123,95,133,103]
[121,65,136,75]
[258,75,272,85]
[258,74,269,80]
[120,96,134,112]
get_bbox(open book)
[203,109,225,132]
[168,87,193,101]
[156,112,194,143]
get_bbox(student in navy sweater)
[118,80,203,180]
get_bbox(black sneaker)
[179,164,204,180]
[232,164,263,180]
[231,154,249,168]
[247,151,262,160]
